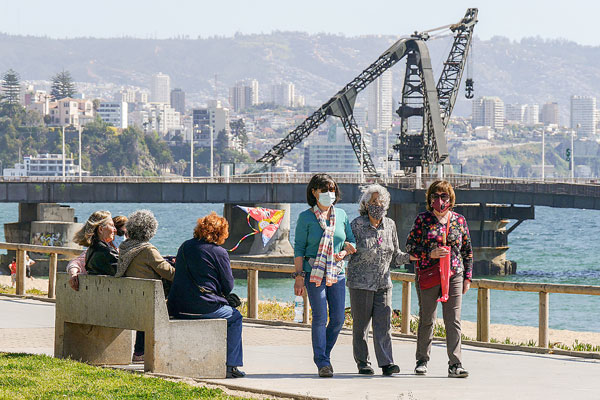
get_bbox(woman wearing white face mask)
[293,173,356,378]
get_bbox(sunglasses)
[432,193,450,201]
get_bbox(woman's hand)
[334,250,347,262]
[68,272,79,291]
[344,242,356,255]
[294,277,305,296]
[463,279,471,294]
[430,247,450,259]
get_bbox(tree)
[1,69,21,105]
[50,70,76,100]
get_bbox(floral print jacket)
[405,210,473,281]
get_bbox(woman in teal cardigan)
[293,173,356,378]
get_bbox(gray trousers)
[415,274,463,366]
[349,287,394,368]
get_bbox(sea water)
[0,203,598,332]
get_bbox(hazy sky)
[3,0,599,46]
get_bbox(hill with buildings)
[1,32,600,120]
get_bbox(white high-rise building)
[523,104,539,126]
[472,96,504,130]
[570,95,596,137]
[97,102,128,129]
[271,83,295,107]
[368,70,393,132]
[229,80,259,112]
[150,73,171,104]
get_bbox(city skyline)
[3,1,600,47]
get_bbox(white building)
[150,73,171,104]
[48,98,94,127]
[128,103,181,136]
[368,70,393,132]
[472,96,504,130]
[570,95,596,137]
[191,100,231,147]
[523,104,539,126]
[271,83,295,107]
[97,102,128,129]
[3,154,88,177]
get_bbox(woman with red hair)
[167,212,245,378]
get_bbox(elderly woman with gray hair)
[115,209,175,362]
[346,184,410,376]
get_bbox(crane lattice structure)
[257,8,478,174]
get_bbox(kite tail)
[228,213,258,252]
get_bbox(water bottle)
[294,295,304,323]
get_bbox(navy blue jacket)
[167,238,234,315]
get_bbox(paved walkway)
[1,296,599,400]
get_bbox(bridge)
[0,174,599,210]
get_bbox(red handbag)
[417,213,452,291]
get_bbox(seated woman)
[167,212,245,378]
[115,209,175,362]
[72,211,118,276]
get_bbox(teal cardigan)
[293,207,356,273]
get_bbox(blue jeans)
[178,305,243,367]
[304,274,346,368]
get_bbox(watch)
[291,271,306,279]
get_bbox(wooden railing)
[0,242,81,299]
[2,243,599,350]
[230,260,600,349]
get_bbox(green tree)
[230,118,248,150]
[50,70,76,100]
[1,69,21,105]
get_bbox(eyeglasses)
[432,193,450,201]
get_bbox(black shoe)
[226,366,246,378]
[382,364,400,376]
[448,363,468,378]
[358,364,374,375]
[414,360,427,375]
[318,365,333,378]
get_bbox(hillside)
[1,32,600,121]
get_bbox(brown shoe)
[318,365,333,378]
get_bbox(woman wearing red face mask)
[406,180,473,378]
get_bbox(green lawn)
[0,353,254,399]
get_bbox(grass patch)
[0,284,48,296]
[242,300,600,353]
[0,353,255,399]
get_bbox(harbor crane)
[257,8,478,174]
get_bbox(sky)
[3,0,600,46]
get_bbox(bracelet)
[291,271,306,279]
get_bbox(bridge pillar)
[1,203,82,276]
[223,203,293,258]
[389,202,533,276]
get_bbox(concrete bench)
[54,273,227,378]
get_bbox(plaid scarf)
[310,205,338,287]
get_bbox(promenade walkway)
[1,296,599,400]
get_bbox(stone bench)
[54,273,227,378]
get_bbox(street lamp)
[541,129,545,181]
[190,125,195,180]
[78,126,82,182]
[62,126,66,181]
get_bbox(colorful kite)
[228,206,285,252]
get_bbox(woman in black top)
[72,210,118,276]
[168,212,244,378]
